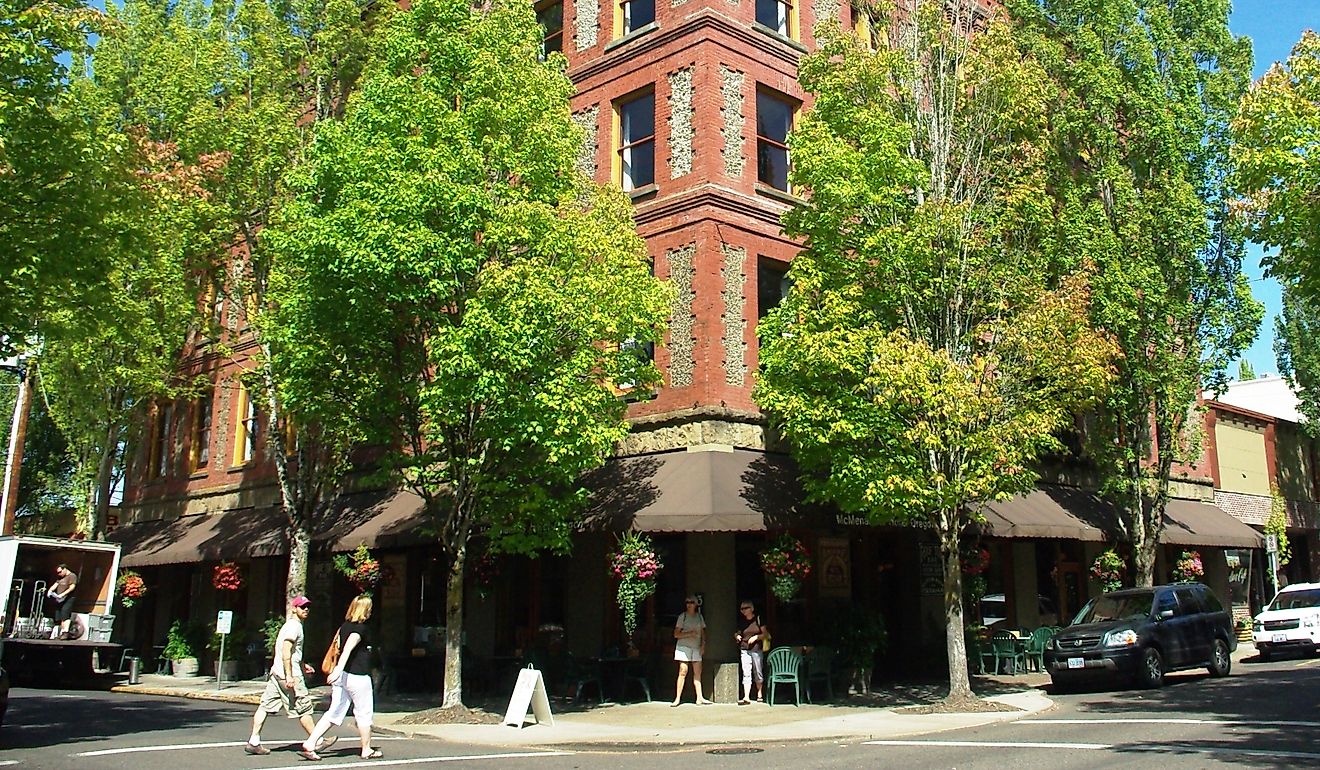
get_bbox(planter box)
[171,657,200,677]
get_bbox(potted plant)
[826,608,888,695]
[1171,550,1204,583]
[209,623,247,680]
[609,531,662,644]
[1090,549,1125,593]
[760,534,812,603]
[164,620,201,677]
[333,544,382,595]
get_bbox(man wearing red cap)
[244,596,336,756]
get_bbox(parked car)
[1044,583,1235,690]
[1252,582,1320,661]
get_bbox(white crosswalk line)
[240,750,575,769]
[75,736,407,757]
[863,740,1110,750]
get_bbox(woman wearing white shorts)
[671,595,711,705]
[303,595,382,760]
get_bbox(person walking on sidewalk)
[735,600,767,704]
[301,595,382,761]
[671,595,711,706]
[244,596,336,756]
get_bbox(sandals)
[297,748,322,761]
[362,749,384,759]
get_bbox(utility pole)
[1,358,32,536]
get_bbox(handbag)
[320,627,342,675]
[759,617,771,652]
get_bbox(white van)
[1252,582,1320,661]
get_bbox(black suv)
[1044,583,1235,690]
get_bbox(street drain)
[707,747,765,755]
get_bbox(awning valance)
[583,448,813,532]
[315,488,431,552]
[109,507,287,567]
[1160,498,1264,549]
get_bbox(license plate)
[1067,657,1084,669]
[1273,633,1287,643]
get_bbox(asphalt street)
[0,650,1315,769]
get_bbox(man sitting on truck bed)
[47,564,76,639]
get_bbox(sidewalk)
[110,667,1056,749]
[109,644,1261,748]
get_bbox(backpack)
[320,627,342,675]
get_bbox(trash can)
[128,656,141,685]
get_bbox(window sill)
[605,22,660,52]
[627,183,659,201]
[751,23,808,54]
[755,183,804,205]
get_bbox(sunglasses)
[685,601,697,605]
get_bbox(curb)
[110,685,262,705]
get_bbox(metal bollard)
[128,656,141,685]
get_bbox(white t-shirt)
[269,618,304,679]
[675,612,705,650]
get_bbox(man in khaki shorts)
[244,596,336,756]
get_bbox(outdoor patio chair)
[1025,627,1055,673]
[766,646,804,706]
[990,631,1027,675]
[966,633,993,675]
[803,646,835,702]
[566,654,604,704]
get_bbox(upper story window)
[756,0,795,39]
[615,89,655,191]
[756,89,796,192]
[190,392,212,470]
[232,384,259,466]
[148,402,173,479]
[537,1,563,57]
[618,0,655,37]
[757,258,791,321]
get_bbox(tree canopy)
[1012,0,1263,585]
[758,1,1115,702]
[264,0,672,708]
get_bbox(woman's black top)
[338,621,373,675]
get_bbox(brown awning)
[109,507,288,567]
[1161,498,1264,549]
[979,486,1116,541]
[315,488,432,552]
[583,448,812,532]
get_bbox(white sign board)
[216,610,233,635]
[502,666,554,728]
[1265,533,1278,554]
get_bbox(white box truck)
[0,535,123,683]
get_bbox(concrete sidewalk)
[110,668,1056,749]
[109,643,1260,749]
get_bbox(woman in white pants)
[302,595,381,760]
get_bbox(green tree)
[1274,282,1320,428]
[757,2,1115,703]
[1012,0,1263,586]
[1233,32,1320,428]
[1237,360,1255,381]
[87,0,374,595]
[0,0,111,353]
[265,0,671,709]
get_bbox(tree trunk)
[442,541,467,709]
[286,523,310,603]
[90,425,120,541]
[941,523,974,702]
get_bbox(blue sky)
[1229,0,1318,378]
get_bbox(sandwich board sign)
[503,665,554,728]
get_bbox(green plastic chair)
[966,633,993,675]
[766,646,803,706]
[803,646,835,702]
[1025,627,1054,673]
[991,631,1026,675]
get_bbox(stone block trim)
[667,67,694,179]
[719,66,746,178]
[814,0,843,35]
[666,244,697,388]
[575,0,599,52]
[720,244,748,387]
[572,106,599,179]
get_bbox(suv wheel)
[1137,647,1164,688]
[1207,639,1231,677]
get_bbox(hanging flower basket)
[333,544,382,595]
[1171,550,1204,583]
[760,534,812,603]
[609,531,662,638]
[212,561,243,591]
[1090,549,1125,593]
[470,552,500,600]
[116,570,147,608]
